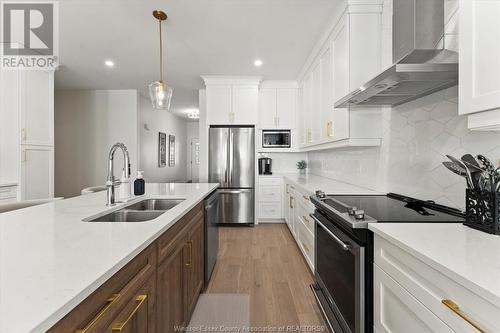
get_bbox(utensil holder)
[465,189,500,235]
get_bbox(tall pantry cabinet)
[0,69,54,201]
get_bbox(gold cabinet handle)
[302,243,310,252]
[75,294,120,333]
[303,216,310,225]
[186,240,193,267]
[327,121,334,137]
[21,128,27,141]
[112,294,147,331]
[303,195,310,201]
[442,299,485,333]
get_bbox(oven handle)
[311,214,351,251]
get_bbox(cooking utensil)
[462,154,481,169]
[477,154,495,172]
[442,161,473,188]
[446,155,474,189]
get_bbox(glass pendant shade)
[149,80,172,110]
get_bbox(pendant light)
[149,10,173,110]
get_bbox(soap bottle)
[134,171,145,195]
[118,170,131,201]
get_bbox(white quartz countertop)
[277,173,379,195]
[0,182,218,333]
[369,223,500,306]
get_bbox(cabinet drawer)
[48,244,157,333]
[374,236,500,332]
[374,264,454,333]
[259,202,282,219]
[0,185,17,200]
[258,185,282,202]
[158,203,203,264]
[297,217,314,270]
[296,202,314,233]
[259,177,282,186]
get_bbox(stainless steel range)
[310,192,465,333]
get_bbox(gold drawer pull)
[302,243,310,252]
[186,240,193,267]
[75,294,120,333]
[303,195,309,201]
[112,294,148,331]
[442,299,485,333]
[303,216,310,224]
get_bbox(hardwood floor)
[206,223,325,328]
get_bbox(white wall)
[138,95,188,182]
[54,90,138,198]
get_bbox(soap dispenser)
[134,171,145,195]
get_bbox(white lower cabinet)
[21,146,54,200]
[374,235,500,333]
[257,176,283,221]
[283,179,315,272]
[374,264,454,333]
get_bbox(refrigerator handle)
[229,130,234,185]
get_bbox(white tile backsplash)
[308,87,500,209]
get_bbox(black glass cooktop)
[324,193,464,223]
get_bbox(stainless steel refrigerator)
[209,126,255,225]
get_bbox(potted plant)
[297,160,307,175]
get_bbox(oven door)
[312,213,365,333]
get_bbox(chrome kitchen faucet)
[105,143,131,206]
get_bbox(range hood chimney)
[335,0,458,109]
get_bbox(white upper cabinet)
[258,81,297,129]
[276,88,296,129]
[258,88,277,128]
[202,76,261,125]
[297,1,383,150]
[205,85,232,124]
[460,0,500,130]
[20,70,54,146]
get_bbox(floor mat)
[187,293,250,332]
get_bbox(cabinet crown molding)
[260,80,298,89]
[201,75,262,86]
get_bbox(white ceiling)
[56,0,340,119]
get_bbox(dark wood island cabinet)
[48,202,205,333]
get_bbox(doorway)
[188,137,200,182]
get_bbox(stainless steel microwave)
[262,130,291,148]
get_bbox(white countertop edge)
[32,185,218,333]
[368,223,500,307]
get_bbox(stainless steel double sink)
[84,199,184,222]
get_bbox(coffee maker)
[258,157,272,175]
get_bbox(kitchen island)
[0,182,218,333]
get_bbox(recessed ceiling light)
[104,60,115,67]
[254,59,263,67]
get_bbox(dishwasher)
[204,190,219,287]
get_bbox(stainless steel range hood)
[335,0,458,109]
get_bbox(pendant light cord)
[159,18,163,83]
